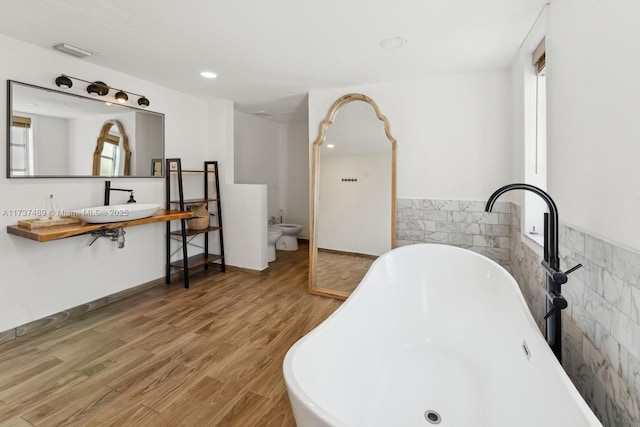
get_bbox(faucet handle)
[564,263,583,276]
[544,292,568,320]
[541,261,583,285]
[557,263,583,284]
[544,306,558,321]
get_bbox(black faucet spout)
[104,180,134,205]
[485,183,559,268]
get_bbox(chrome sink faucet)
[104,180,136,205]
[89,228,126,248]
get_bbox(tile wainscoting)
[397,198,640,426]
[396,199,512,267]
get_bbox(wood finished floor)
[316,250,376,294]
[0,242,342,426]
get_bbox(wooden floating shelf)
[170,169,216,174]
[169,253,223,274]
[170,226,221,237]
[169,198,218,205]
[7,209,194,242]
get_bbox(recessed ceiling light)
[380,37,408,49]
[200,71,217,79]
[326,144,335,148]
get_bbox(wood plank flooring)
[0,241,342,426]
[316,250,376,294]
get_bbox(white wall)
[234,111,310,235]
[318,152,391,255]
[546,0,640,252]
[32,115,68,175]
[282,121,310,237]
[222,184,268,271]
[234,111,281,220]
[0,34,229,332]
[309,70,513,201]
[207,98,235,185]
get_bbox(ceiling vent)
[252,111,272,117]
[53,43,96,58]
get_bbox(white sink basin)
[74,203,162,223]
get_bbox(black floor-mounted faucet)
[485,183,581,363]
[104,180,136,205]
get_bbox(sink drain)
[424,410,441,424]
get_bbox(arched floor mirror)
[309,93,397,299]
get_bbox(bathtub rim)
[283,243,602,426]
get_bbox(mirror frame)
[6,80,165,178]
[309,93,397,299]
[92,119,131,176]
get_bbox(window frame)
[9,115,34,176]
[518,5,548,253]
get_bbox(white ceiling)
[0,0,547,123]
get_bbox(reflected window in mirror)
[9,115,33,176]
[99,133,121,176]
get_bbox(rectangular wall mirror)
[6,80,164,178]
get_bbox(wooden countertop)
[6,209,194,242]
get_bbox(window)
[524,38,547,245]
[10,115,34,176]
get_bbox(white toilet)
[268,227,282,262]
[274,223,303,251]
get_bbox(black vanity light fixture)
[86,81,109,96]
[54,75,73,89]
[54,74,150,108]
[114,91,128,103]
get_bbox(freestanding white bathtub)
[283,244,601,426]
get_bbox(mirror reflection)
[310,94,396,299]
[7,80,164,178]
[93,120,131,176]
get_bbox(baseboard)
[0,276,167,345]
[0,329,16,345]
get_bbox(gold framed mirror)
[309,93,397,299]
[92,119,131,176]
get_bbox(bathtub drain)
[424,410,441,424]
